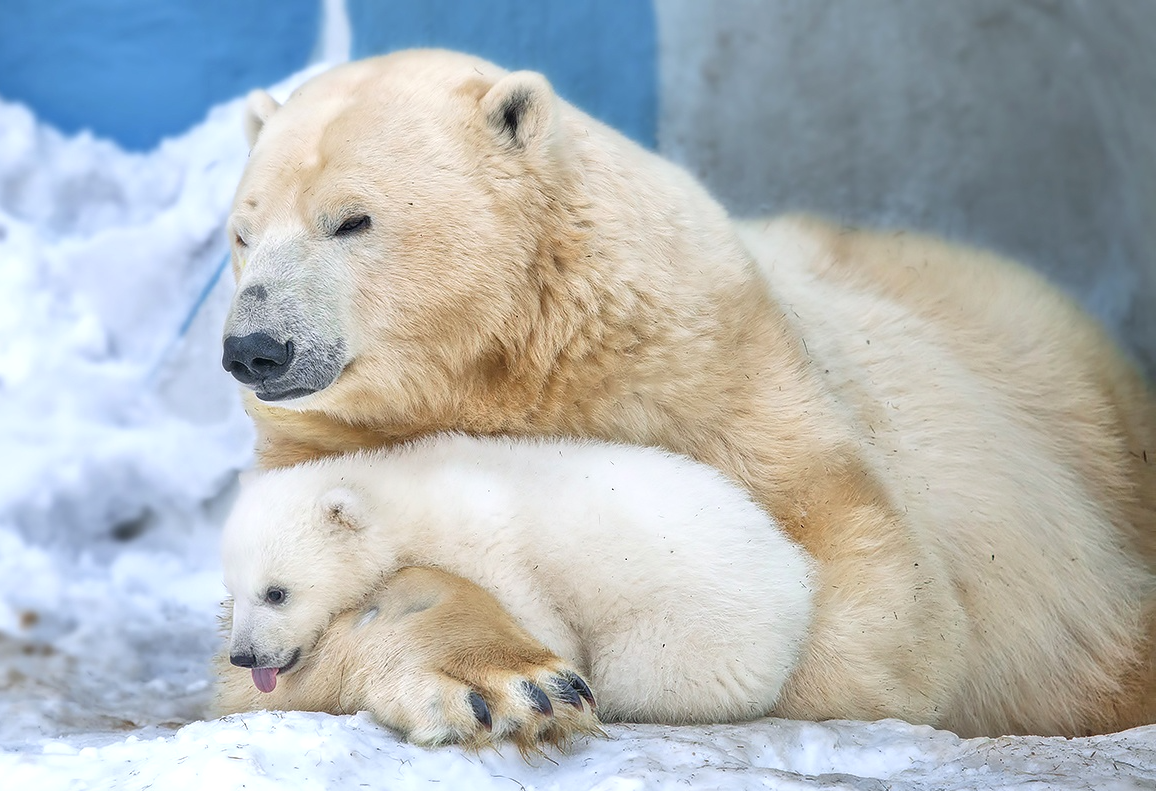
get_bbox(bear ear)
[244,89,281,148]
[318,487,367,532]
[481,71,557,151]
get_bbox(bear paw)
[398,661,601,753]
[325,566,602,753]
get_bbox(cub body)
[218,434,816,729]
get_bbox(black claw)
[468,691,492,732]
[565,672,596,708]
[523,681,553,717]
[551,675,582,709]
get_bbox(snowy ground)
[1,71,1154,791]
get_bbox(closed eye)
[335,215,371,236]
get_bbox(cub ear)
[318,487,367,532]
[244,89,281,148]
[481,71,557,151]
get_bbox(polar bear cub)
[219,433,815,739]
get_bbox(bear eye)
[334,215,371,236]
[234,232,248,248]
[265,587,288,605]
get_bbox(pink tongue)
[252,667,278,694]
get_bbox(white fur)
[221,433,816,723]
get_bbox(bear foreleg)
[212,566,601,753]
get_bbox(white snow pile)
[0,73,1153,791]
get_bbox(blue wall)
[0,0,657,151]
[347,0,658,148]
[0,0,320,150]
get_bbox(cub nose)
[229,652,258,668]
[222,332,293,384]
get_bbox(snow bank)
[6,713,1155,791]
[0,71,1153,790]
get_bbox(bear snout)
[229,651,259,668]
[222,332,294,385]
[230,647,300,672]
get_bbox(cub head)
[221,50,576,425]
[220,469,375,691]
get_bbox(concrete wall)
[657,0,1156,379]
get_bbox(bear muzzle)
[230,647,302,693]
[221,328,348,402]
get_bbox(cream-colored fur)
[214,565,603,751]
[222,49,1156,738]
[216,435,816,740]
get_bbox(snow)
[1,69,1154,791]
[4,716,1156,791]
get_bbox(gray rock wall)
[656,0,1156,380]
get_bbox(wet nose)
[222,332,293,384]
[229,652,258,668]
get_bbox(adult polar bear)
[219,49,1156,739]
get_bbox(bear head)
[221,50,580,426]
[221,466,377,689]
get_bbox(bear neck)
[462,120,850,526]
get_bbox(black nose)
[230,652,258,668]
[222,332,293,384]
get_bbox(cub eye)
[334,215,371,236]
[265,587,287,605]
[234,232,248,248]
